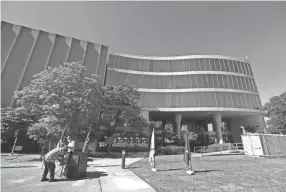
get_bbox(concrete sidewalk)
[1,155,156,192]
[90,158,156,192]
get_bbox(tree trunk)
[40,143,45,160]
[48,138,52,151]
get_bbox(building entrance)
[184,120,232,146]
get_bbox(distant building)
[1,21,266,145]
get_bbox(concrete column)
[212,114,223,144]
[175,113,183,134]
[161,120,166,145]
[141,111,149,122]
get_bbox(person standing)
[63,136,76,176]
[41,145,68,182]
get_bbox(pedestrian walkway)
[1,154,156,192]
[90,158,156,192]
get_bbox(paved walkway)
[1,155,156,192]
[89,158,156,192]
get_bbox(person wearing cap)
[41,145,68,182]
[63,136,76,176]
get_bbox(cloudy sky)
[2,1,286,104]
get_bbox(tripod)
[2,133,23,163]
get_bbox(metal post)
[121,150,126,169]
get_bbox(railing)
[194,143,244,155]
[98,137,149,149]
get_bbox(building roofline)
[110,51,250,63]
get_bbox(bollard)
[121,150,126,169]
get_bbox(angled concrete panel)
[21,31,52,88]
[1,27,34,107]
[84,42,99,76]
[67,38,84,63]
[1,22,16,67]
[48,35,68,67]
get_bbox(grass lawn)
[130,155,286,192]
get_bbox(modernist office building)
[1,21,266,144]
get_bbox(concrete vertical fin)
[10,29,40,107]
[80,41,88,65]
[1,25,23,74]
[45,33,56,69]
[64,37,73,62]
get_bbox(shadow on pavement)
[91,165,120,168]
[194,169,221,173]
[1,166,39,169]
[158,168,184,172]
[55,171,108,182]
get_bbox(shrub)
[157,145,185,155]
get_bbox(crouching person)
[41,145,68,182]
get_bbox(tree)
[100,82,147,137]
[27,121,49,159]
[264,91,286,134]
[1,107,39,148]
[13,62,103,136]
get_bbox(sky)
[2,1,286,105]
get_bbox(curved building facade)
[1,21,266,144]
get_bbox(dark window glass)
[217,75,224,88]
[178,60,184,72]
[198,92,206,107]
[201,74,208,88]
[215,92,222,107]
[220,59,226,71]
[209,92,216,107]
[108,55,114,68]
[117,56,123,69]
[169,76,174,88]
[230,93,237,107]
[191,75,198,88]
[236,76,243,90]
[183,60,189,71]
[224,60,230,72]
[228,60,234,72]
[169,60,175,72]
[225,92,233,107]
[221,75,229,88]
[213,75,220,88]
[187,92,194,107]
[232,76,239,89]
[252,79,258,92]
[148,76,153,88]
[245,78,252,91]
[237,93,243,108]
[198,59,204,71]
[233,61,239,73]
[240,62,246,75]
[204,59,211,71]
[209,59,216,71]
[193,59,200,71]
[189,59,196,71]
[206,74,213,88]
[187,75,192,88]
[221,92,228,107]
[121,57,127,70]
[132,58,139,71]
[173,76,178,88]
[196,75,203,88]
[247,63,253,76]
[214,59,220,71]
[242,77,248,90]
[159,60,166,72]
[205,92,211,107]
[112,55,118,68]
[236,61,242,74]
[181,75,187,88]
